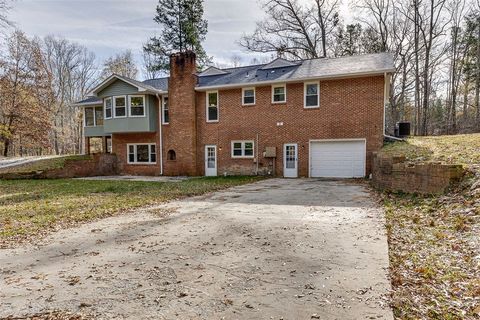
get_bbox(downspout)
[256,133,259,175]
[383,72,387,137]
[156,94,164,175]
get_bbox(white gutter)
[156,94,164,175]
[194,68,396,91]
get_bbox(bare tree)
[101,50,138,80]
[43,35,97,155]
[0,0,12,29]
[239,0,339,59]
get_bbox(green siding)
[97,80,139,98]
[90,79,159,133]
[103,94,158,133]
[84,126,108,137]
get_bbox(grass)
[379,134,480,319]
[381,133,480,165]
[0,176,263,247]
[0,155,91,174]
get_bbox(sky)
[8,0,271,77]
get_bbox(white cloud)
[8,0,353,78]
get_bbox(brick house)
[74,51,395,178]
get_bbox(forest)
[0,0,479,157]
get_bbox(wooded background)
[1,0,479,157]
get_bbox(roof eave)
[71,101,103,107]
[195,68,396,91]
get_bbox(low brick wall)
[0,154,119,179]
[372,153,464,194]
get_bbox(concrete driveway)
[0,179,392,320]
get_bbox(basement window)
[127,144,156,164]
[231,140,254,158]
[206,91,219,122]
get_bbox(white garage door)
[310,140,366,178]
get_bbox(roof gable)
[198,67,230,76]
[260,58,299,70]
[90,74,165,96]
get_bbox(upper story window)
[242,88,255,106]
[231,140,254,158]
[304,82,320,108]
[129,95,145,117]
[114,96,127,118]
[104,97,112,119]
[84,106,103,127]
[128,144,156,164]
[272,84,286,103]
[206,91,219,122]
[162,96,169,124]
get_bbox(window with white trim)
[114,96,127,118]
[304,82,320,108]
[206,91,218,122]
[272,84,286,103]
[231,141,254,158]
[84,106,104,127]
[242,88,255,105]
[162,96,169,124]
[127,144,156,164]
[129,95,145,117]
[104,97,112,119]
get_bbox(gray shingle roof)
[72,96,102,106]
[197,53,394,89]
[142,77,169,91]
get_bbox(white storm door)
[283,143,298,178]
[205,145,217,176]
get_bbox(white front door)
[283,143,298,178]
[205,145,217,176]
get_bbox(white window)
[206,91,219,122]
[304,82,320,108]
[231,140,254,158]
[114,96,127,118]
[129,95,145,117]
[104,97,112,119]
[84,106,104,127]
[242,88,255,106]
[162,96,169,124]
[127,144,157,164]
[272,84,286,103]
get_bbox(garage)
[309,139,366,178]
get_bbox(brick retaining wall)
[372,153,464,194]
[0,154,118,179]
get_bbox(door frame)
[204,144,217,176]
[283,143,298,178]
[308,138,367,178]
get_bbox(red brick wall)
[112,131,160,176]
[162,51,198,176]
[195,76,385,177]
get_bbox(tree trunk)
[3,139,10,157]
[476,17,480,130]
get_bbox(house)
[73,51,395,178]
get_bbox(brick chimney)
[163,51,198,176]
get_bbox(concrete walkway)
[0,179,393,319]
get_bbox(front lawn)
[379,134,480,319]
[0,176,262,248]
